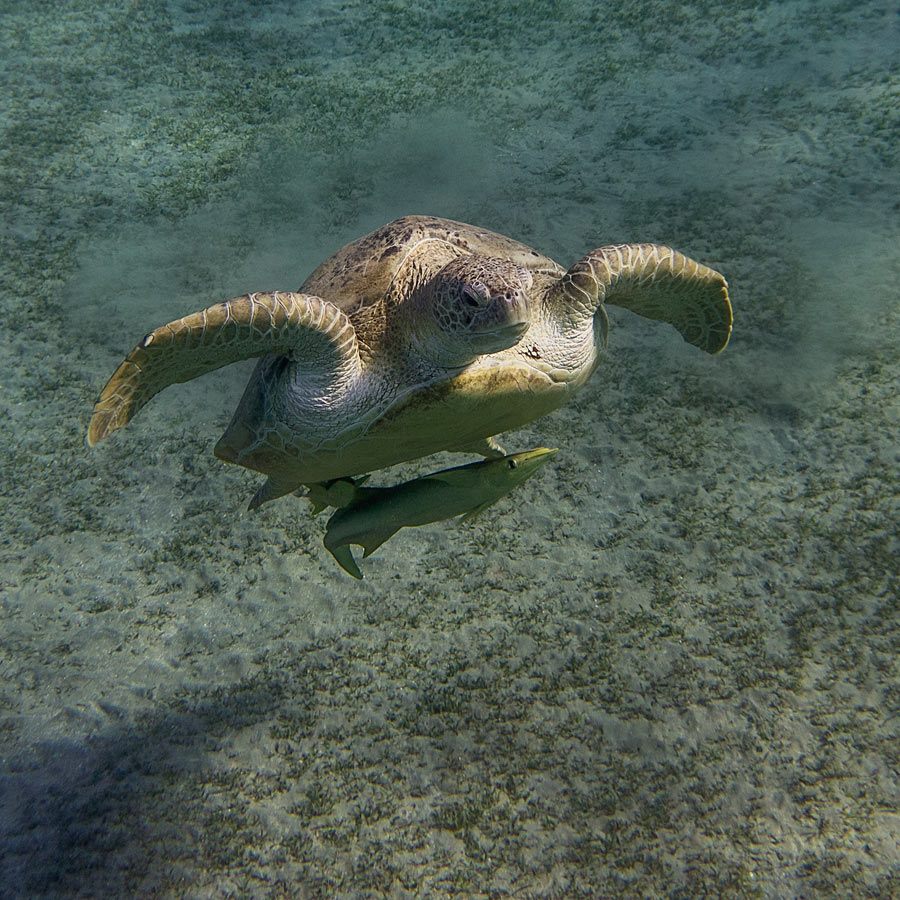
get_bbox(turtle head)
[415,256,532,367]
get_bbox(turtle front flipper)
[558,244,732,354]
[87,292,361,446]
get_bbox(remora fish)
[322,447,557,578]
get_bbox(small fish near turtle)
[315,447,558,579]
[87,215,732,572]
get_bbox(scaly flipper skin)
[560,244,732,354]
[86,292,360,447]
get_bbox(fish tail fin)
[305,475,372,515]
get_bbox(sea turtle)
[87,215,731,507]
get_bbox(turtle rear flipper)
[87,292,361,446]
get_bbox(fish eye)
[507,458,518,469]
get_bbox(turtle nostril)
[508,290,527,314]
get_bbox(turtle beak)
[472,288,529,343]
[496,318,529,340]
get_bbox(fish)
[320,447,558,578]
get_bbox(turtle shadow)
[1,646,669,896]
[0,675,288,897]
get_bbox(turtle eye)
[461,284,488,307]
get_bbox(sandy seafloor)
[1,0,897,896]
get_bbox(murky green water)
[1,1,896,895]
